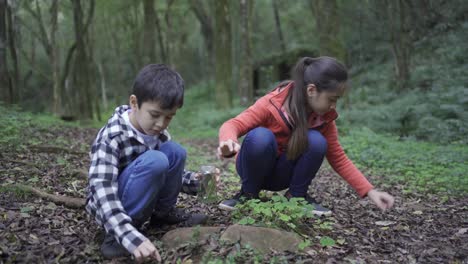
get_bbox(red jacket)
[219,82,373,197]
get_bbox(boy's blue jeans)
[117,141,186,226]
[237,127,327,197]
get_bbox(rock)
[161,226,223,249]
[220,224,302,254]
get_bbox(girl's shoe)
[218,191,258,211]
[285,191,332,216]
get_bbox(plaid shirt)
[86,105,199,253]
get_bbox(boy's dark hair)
[132,64,184,109]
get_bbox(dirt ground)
[0,126,467,263]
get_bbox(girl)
[217,56,394,216]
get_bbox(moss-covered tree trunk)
[387,0,411,91]
[310,0,347,63]
[238,0,253,106]
[71,0,95,120]
[0,0,12,104]
[214,0,232,109]
[143,0,157,65]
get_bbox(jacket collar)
[268,82,338,124]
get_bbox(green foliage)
[0,104,74,148]
[319,236,336,247]
[343,22,468,145]
[170,81,244,139]
[340,127,468,195]
[232,195,314,233]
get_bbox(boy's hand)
[367,189,395,211]
[217,139,241,158]
[132,240,161,263]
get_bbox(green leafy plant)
[232,195,314,232]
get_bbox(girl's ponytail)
[286,57,314,160]
[286,56,348,160]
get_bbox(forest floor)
[0,125,467,264]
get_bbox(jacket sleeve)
[323,121,374,197]
[88,138,147,253]
[219,97,270,143]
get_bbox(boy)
[86,64,207,261]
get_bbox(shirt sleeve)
[219,97,270,143]
[88,138,147,253]
[323,122,374,197]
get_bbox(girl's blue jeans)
[117,141,186,226]
[237,127,327,197]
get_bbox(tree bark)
[214,0,233,109]
[310,0,347,63]
[143,0,157,64]
[272,0,286,53]
[0,0,11,103]
[238,0,253,106]
[190,0,214,74]
[384,0,411,90]
[71,0,95,120]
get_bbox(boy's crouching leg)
[118,150,170,225]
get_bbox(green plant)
[232,195,314,232]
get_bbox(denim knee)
[160,141,187,163]
[307,130,328,154]
[137,150,170,177]
[243,127,276,155]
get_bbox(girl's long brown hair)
[286,56,348,160]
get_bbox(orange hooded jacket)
[219,82,373,197]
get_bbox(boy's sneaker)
[285,191,332,216]
[101,233,129,259]
[150,207,208,227]
[218,191,258,211]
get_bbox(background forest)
[1,0,467,145]
[0,0,467,263]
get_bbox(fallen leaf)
[413,210,423,215]
[455,228,467,236]
[375,221,396,226]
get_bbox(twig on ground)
[13,184,86,209]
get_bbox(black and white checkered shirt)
[86,105,199,253]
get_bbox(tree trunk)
[49,0,60,115]
[310,0,347,63]
[0,0,11,103]
[214,0,232,109]
[143,0,157,64]
[385,0,411,90]
[71,0,95,120]
[190,0,214,75]
[272,0,286,53]
[238,0,253,106]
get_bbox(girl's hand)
[367,189,395,211]
[132,240,161,263]
[217,139,241,159]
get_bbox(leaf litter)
[0,125,467,263]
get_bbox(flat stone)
[161,226,223,249]
[220,224,302,254]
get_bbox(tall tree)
[310,0,346,63]
[143,0,157,64]
[71,0,95,119]
[214,0,232,109]
[385,0,411,90]
[0,0,11,103]
[23,0,60,114]
[190,0,214,74]
[272,0,286,53]
[238,0,253,105]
